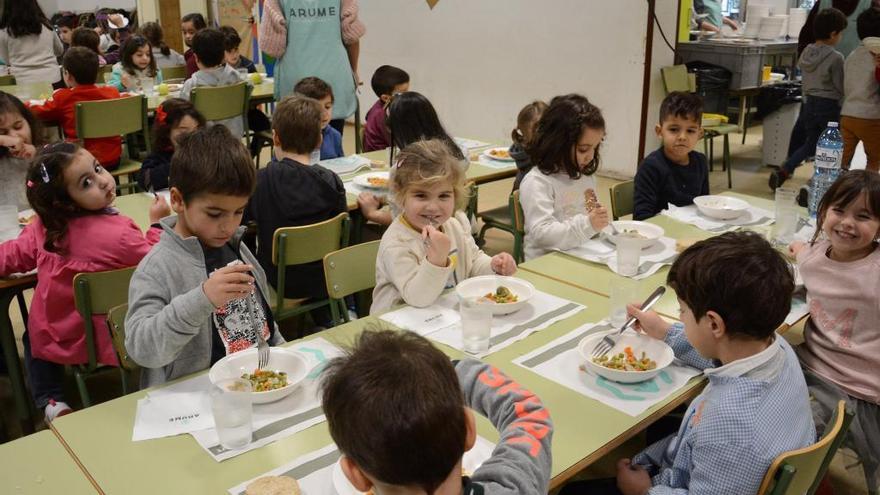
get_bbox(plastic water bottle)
[808,122,843,217]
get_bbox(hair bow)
[155,105,168,126]
[39,163,51,183]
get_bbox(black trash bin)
[685,61,732,114]
[755,81,802,120]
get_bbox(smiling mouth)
[833,229,856,240]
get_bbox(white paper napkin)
[561,236,679,280]
[454,137,493,152]
[318,155,372,177]
[663,203,775,233]
[132,391,213,441]
[513,321,703,417]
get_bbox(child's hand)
[17,143,36,159]
[357,192,382,220]
[202,264,255,308]
[490,253,517,275]
[788,240,806,259]
[589,203,609,232]
[148,194,171,223]
[616,458,652,495]
[121,72,135,90]
[0,135,33,158]
[422,225,451,267]
[626,304,671,341]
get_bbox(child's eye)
[94,164,104,173]
[207,212,222,219]
[82,178,93,188]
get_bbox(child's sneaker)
[44,400,73,423]
[769,169,789,191]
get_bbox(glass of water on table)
[460,297,492,354]
[211,378,253,449]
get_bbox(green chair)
[272,213,350,330]
[161,65,187,81]
[75,95,150,194]
[72,267,136,406]
[323,240,381,326]
[757,400,854,495]
[0,75,16,85]
[476,189,525,263]
[609,180,634,221]
[98,64,113,79]
[106,303,138,392]
[191,82,252,148]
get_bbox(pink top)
[363,99,390,152]
[0,211,160,365]
[796,240,880,404]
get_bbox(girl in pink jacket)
[0,142,169,421]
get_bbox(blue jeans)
[22,331,66,409]
[782,96,841,175]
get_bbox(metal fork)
[246,295,270,370]
[591,286,666,358]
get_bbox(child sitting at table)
[0,91,43,210]
[220,25,271,157]
[519,93,609,260]
[322,329,553,494]
[0,142,168,422]
[370,139,516,314]
[633,91,709,220]
[107,35,164,92]
[510,100,548,191]
[180,28,248,139]
[363,64,410,152]
[125,126,284,389]
[561,231,815,495]
[28,47,123,170]
[140,22,186,69]
[294,76,344,161]
[789,170,880,491]
[180,13,207,78]
[243,95,346,326]
[358,91,466,227]
[137,98,205,191]
[70,27,107,66]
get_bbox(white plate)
[455,276,535,315]
[604,221,665,250]
[693,195,750,220]
[482,147,514,162]
[353,171,391,190]
[331,437,494,494]
[208,347,310,404]
[577,330,674,384]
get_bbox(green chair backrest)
[106,303,139,372]
[758,400,854,495]
[75,95,151,155]
[511,189,525,234]
[0,75,15,85]
[465,181,478,224]
[73,267,136,370]
[661,65,694,94]
[323,240,380,300]
[191,82,251,121]
[98,65,113,77]
[162,65,187,81]
[610,180,634,221]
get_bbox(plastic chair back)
[610,180,634,220]
[106,304,139,372]
[73,267,137,370]
[0,75,15,85]
[511,189,525,234]
[191,81,251,121]
[757,400,854,495]
[75,95,150,153]
[661,65,692,94]
[323,241,380,325]
[162,65,187,80]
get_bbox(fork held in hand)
[591,286,666,358]
[246,295,270,370]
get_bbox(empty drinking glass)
[609,278,639,327]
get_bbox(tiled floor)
[0,125,872,493]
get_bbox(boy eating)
[294,76,344,160]
[563,232,815,494]
[125,126,283,388]
[633,91,709,220]
[322,329,553,494]
[363,65,410,152]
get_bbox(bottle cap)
[828,122,839,128]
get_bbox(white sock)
[44,400,72,422]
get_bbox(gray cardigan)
[125,216,283,389]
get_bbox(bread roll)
[245,476,301,495]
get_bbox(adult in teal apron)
[274,0,357,133]
[699,0,724,30]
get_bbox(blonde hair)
[391,139,467,211]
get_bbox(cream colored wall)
[136,0,208,23]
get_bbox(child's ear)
[654,123,662,137]
[340,455,373,492]
[271,129,281,147]
[705,310,726,339]
[463,407,477,452]
[379,94,392,104]
[169,187,185,213]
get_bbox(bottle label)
[815,146,841,170]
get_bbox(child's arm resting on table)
[0,224,39,276]
[456,359,553,494]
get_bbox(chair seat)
[479,205,512,226]
[704,123,740,136]
[267,285,309,314]
[111,159,142,177]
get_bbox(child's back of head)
[669,231,794,340]
[813,7,848,41]
[191,28,226,68]
[512,100,548,147]
[857,6,880,40]
[71,27,101,55]
[387,91,464,160]
[170,125,255,203]
[321,329,467,493]
[371,65,410,99]
[140,21,171,57]
[272,94,323,155]
[63,46,99,86]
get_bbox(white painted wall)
[38,0,136,15]
[355,0,675,178]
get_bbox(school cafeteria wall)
[137,0,208,41]
[37,0,137,14]
[356,0,675,178]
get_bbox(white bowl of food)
[577,331,674,384]
[209,347,310,404]
[455,276,534,315]
[693,195,750,220]
[605,221,665,250]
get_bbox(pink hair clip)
[26,180,35,188]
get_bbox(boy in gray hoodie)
[770,7,848,190]
[322,329,553,495]
[125,126,283,389]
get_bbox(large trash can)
[685,61,732,114]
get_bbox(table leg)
[0,289,34,434]
[739,95,748,145]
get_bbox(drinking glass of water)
[210,378,253,450]
[616,236,641,277]
[140,77,155,96]
[773,187,798,246]
[460,297,492,354]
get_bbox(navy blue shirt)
[633,148,709,220]
[320,125,344,160]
